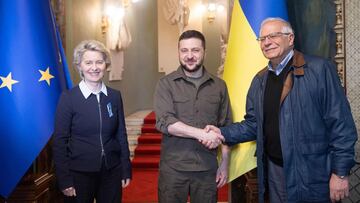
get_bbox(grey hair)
[260,17,294,35]
[73,40,111,78]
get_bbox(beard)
[180,58,204,73]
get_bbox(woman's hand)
[62,187,76,196]
[122,178,131,188]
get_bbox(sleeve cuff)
[158,116,179,135]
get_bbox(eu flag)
[0,0,71,197]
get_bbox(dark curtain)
[287,0,336,59]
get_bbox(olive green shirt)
[154,67,232,171]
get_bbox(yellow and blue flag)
[224,0,288,181]
[0,0,71,197]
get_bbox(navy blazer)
[53,85,132,190]
[220,51,357,202]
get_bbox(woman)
[53,40,131,203]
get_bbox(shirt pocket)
[199,95,221,124]
[173,95,192,120]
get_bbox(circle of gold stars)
[0,67,55,92]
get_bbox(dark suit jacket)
[52,85,131,190]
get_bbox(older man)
[206,18,357,203]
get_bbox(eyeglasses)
[256,32,291,43]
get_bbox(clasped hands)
[198,125,224,149]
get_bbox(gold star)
[39,67,54,86]
[0,72,19,92]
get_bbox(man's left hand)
[329,173,349,203]
[216,158,228,188]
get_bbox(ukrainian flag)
[224,0,288,181]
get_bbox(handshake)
[198,125,225,149]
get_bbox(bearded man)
[154,30,231,203]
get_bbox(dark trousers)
[158,161,217,203]
[64,163,122,203]
[268,158,287,203]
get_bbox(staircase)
[131,112,161,169]
[125,110,152,159]
[123,111,161,203]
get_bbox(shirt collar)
[171,66,214,82]
[267,49,294,76]
[79,80,108,99]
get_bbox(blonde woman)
[53,40,131,203]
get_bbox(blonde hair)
[73,40,111,78]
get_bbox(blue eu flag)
[0,0,72,197]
